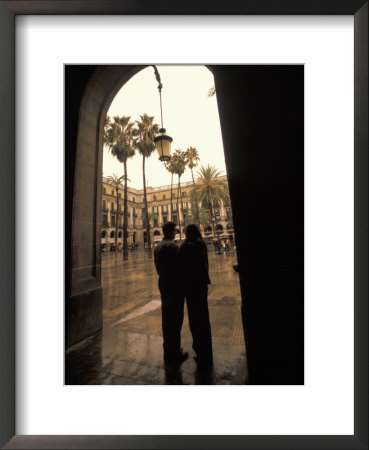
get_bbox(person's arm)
[201,241,211,285]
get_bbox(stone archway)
[67,66,147,347]
[216,224,224,233]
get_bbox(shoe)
[177,348,189,363]
[164,349,188,368]
[194,356,213,372]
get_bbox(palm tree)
[104,115,111,133]
[208,86,216,97]
[165,159,176,221]
[187,203,211,228]
[192,165,230,236]
[104,115,135,260]
[141,210,158,248]
[170,149,187,241]
[185,146,200,226]
[106,173,126,250]
[135,114,159,258]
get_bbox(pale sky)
[103,65,227,189]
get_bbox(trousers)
[159,279,185,362]
[185,283,213,366]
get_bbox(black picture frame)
[0,1,367,449]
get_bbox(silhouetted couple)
[154,222,213,372]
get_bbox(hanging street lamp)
[152,65,173,162]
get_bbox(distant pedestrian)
[213,240,218,253]
[226,238,231,251]
[178,224,213,372]
[154,221,188,368]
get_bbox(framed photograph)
[0,1,367,449]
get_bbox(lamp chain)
[152,65,164,130]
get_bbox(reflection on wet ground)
[66,246,247,385]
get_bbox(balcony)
[102,207,109,213]
[102,222,110,228]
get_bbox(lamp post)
[211,216,216,238]
[152,66,173,162]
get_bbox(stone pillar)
[66,65,145,348]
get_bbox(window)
[173,215,178,224]
[182,191,186,197]
[172,193,175,199]
[111,202,115,211]
[163,195,166,200]
[110,231,115,238]
[103,200,106,209]
[153,195,157,201]
[153,218,158,227]
[112,190,115,196]
[111,216,116,227]
[133,197,135,202]
[226,207,232,220]
[102,215,108,226]
[182,202,187,210]
[103,187,106,194]
[162,205,168,213]
[163,216,167,224]
[118,231,122,238]
[173,203,177,211]
[153,206,158,214]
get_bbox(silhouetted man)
[154,222,188,367]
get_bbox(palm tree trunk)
[123,160,129,261]
[142,156,152,258]
[179,178,185,229]
[177,177,182,242]
[208,199,215,237]
[191,167,200,226]
[115,187,118,249]
[170,173,173,221]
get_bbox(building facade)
[101,175,234,249]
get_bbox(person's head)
[162,221,176,240]
[185,224,202,242]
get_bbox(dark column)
[65,66,102,348]
[213,66,304,384]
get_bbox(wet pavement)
[66,245,248,385]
